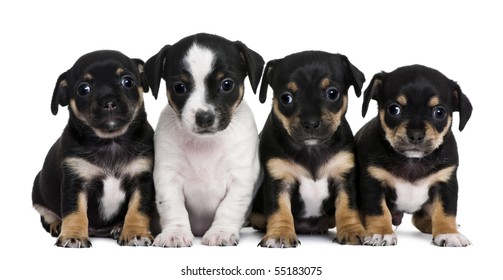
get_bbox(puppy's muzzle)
[195,110,215,129]
[103,100,118,113]
[407,129,424,144]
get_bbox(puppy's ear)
[451,82,473,131]
[234,41,265,94]
[145,45,171,100]
[340,55,365,97]
[258,60,277,104]
[132,58,149,93]
[51,72,69,115]
[362,72,386,117]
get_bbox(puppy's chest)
[296,175,331,218]
[64,155,152,221]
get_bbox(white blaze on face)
[181,43,216,132]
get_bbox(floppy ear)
[144,45,171,100]
[234,41,265,94]
[339,55,365,97]
[258,60,277,104]
[51,72,69,115]
[451,82,473,131]
[132,58,149,93]
[362,72,386,117]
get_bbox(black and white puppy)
[356,65,472,246]
[250,51,366,248]
[145,33,264,247]
[32,50,156,248]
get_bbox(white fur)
[394,179,430,213]
[365,233,398,246]
[433,233,471,247]
[153,99,260,247]
[100,176,125,221]
[298,176,330,218]
[181,44,217,133]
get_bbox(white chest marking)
[368,165,456,213]
[393,179,430,213]
[101,176,126,221]
[298,176,330,218]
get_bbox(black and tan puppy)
[250,51,366,247]
[32,50,156,248]
[356,64,472,247]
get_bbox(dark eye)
[325,87,340,101]
[433,106,447,121]
[220,78,234,93]
[280,92,293,105]
[387,103,402,116]
[121,76,135,88]
[173,82,187,95]
[77,83,91,96]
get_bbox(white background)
[1,0,501,279]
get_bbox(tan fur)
[335,191,365,244]
[262,192,298,246]
[119,191,153,244]
[58,192,89,241]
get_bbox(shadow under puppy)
[145,33,264,247]
[356,64,472,247]
[32,50,156,247]
[250,51,366,248]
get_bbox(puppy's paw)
[258,232,300,248]
[118,232,153,247]
[153,230,194,248]
[49,221,62,237]
[55,235,92,248]
[364,233,397,246]
[433,233,471,247]
[201,228,239,246]
[334,226,365,245]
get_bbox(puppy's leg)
[56,192,91,248]
[363,198,396,246]
[201,177,257,246]
[153,170,194,247]
[334,191,365,245]
[33,204,61,237]
[259,192,299,248]
[412,207,432,234]
[430,189,470,247]
[118,190,154,246]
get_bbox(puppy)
[249,51,366,248]
[356,64,472,247]
[145,33,264,247]
[32,50,156,248]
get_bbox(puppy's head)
[51,50,149,138]
[259,51,365,145]
[145,33,264,135]
[362,64,473,158]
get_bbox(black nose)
[103,101,117,112]
[195,110,215,128]
[408,129,425,144]
[302,118,321,133]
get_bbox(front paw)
[118,231,153,247]
[153,229,194,248]
[258,231,300,248]
[433,233,471,247]
[202,228,239,246]
[56,235,92,248]
[364,233,397,246]
[334,225,365,245]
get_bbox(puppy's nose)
[195,110,215,128]
[302,118,321,132]
[407,129,425,144]
[103,101,118,112]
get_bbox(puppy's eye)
[280,92,294,105]
[220,78,234,93]
[77,83,91,96]
[173,82,187,95]
[325,87,340,101]
[387,104,401,116]
[121,76,135,88]
[433,106,447,121]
